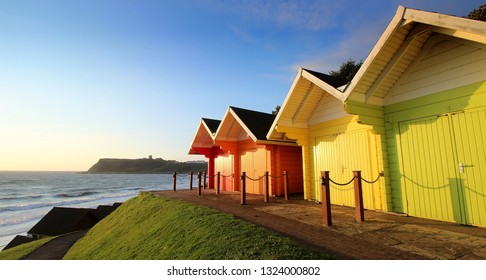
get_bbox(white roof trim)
[301,69,346,101]
[343,5,406,100]
[267,68,304,139]
[215,107,257,143]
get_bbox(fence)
[320,170,383,226]
[171,170,289,204]
[171,171,206,192]
[240,171,289,205]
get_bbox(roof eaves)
[188,118,219,155]
[201,118,221,136]
[229,106,261,142]
[214,107,236,141]
[403,7,486,37]
[344,5,486,102]
[267,68,304,140]
[301,69,347,101]
[343,5,407,100]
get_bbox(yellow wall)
[308,115,384,210]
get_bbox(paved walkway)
[152,189,486,260]
[22,189,486,260]
[22,230,88,260]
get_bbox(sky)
[0,0,483,171]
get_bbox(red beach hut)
[214,106,303,196]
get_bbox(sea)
[0,171,192,250]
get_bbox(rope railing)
[244,174,265,181]
[361,172,383,184]
[327,171,384,186]
[239,171,290,204]
[320,170,384,226]
[171,170,289,204]
[329,177,355,186]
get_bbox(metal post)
[172,172,177,191]
[283,171,289,201]
[189,171,193,190]
[241,172,246,205]
[321,171,332,226]
[264,171,269,203]
[197,172,202,196]
[353,170,365,222]
[203,171,207,189]
[217,172,220,195]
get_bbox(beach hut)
[267,68,386,210]
[188,118,233,189]
[344,6,486,226]
[214,106,303,195]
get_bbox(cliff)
[87,158,207,174]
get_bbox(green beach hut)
[345,6,486,226]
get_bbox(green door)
[399,116,459,223]
[399,110,486,226]
[451,110,486,226]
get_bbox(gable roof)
[214,106,296,145]
[303,68,348,88]
[345,5,486,105]
[229,106,276,141]
[202,118,221,135]
[28,207,100,237]
[267,68,349,140]
[188,118,221,154]
[215,106,274,142]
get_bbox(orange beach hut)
[214,106,303,196]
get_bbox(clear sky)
[0,0,483,171]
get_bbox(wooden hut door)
[240,148,266,194]
[315,130,379,209]
[399,110,486,226]
[450,110,486,226]
[398,115,458,223]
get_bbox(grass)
[64,192,333,260]
[0,237,55,260]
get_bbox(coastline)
[0,172,185,250]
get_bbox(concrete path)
[23,230,88,260]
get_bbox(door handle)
[459,163,474,173]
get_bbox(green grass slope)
[0,237,54,260]
[64,192,333,260]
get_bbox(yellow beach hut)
[215,106,303,196]
[344,6,486,226]
[267,68,385,211]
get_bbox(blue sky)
[0,0,483,171]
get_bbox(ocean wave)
[0,195,43,201]
[0,179,37,186]
[0,212,45,229]
[54,191,98,198]
[0,191,137,213]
